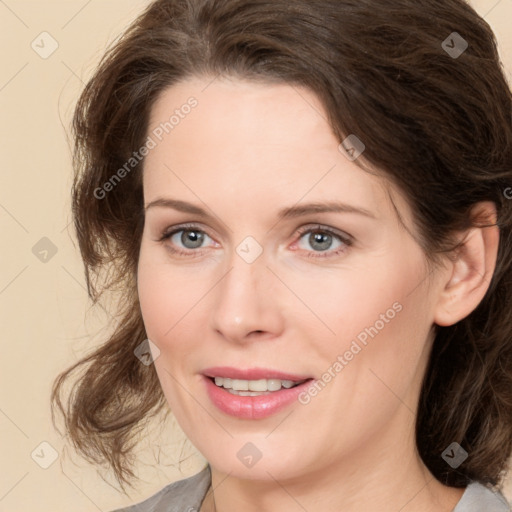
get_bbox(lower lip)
[203,376,314,420]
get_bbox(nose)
[210,251,285,344]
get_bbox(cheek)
[295,248,433,407]
[137,243,211,342]
[323,262,433,419]
[290,254,426,351]
[136,246,203,410]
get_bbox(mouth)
[206,376,309,396]
[201,369,316,419]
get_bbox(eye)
[293,225,352,258]
[157,223,216,256]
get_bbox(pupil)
[310,232,331,251]
[182,230,204,249]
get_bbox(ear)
[434,201,500,327]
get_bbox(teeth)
[213,377,304,392]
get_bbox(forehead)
[143,76,410,226]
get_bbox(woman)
[52,0,512,510]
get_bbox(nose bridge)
[210,242,283,341]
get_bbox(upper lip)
[202,366,313,381]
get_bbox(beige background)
[1,1,512,510]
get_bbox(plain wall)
[1,1,511,510]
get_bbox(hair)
[52,0,512,492]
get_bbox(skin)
[136,76,499,512]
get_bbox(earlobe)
[434,201,499,327]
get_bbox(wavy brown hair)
[52,0,512,492]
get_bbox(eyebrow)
[144,198,376,220]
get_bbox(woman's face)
[137,76,448,481]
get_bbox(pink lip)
[202,374,315,420]
[201,366,312,381]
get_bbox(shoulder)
[110,464,211,512]
[453,481,511,512]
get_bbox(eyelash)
[156,223,353,259]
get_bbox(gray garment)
[452,481,511,512]
[111,465,212,512]
[111,464,511,512]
